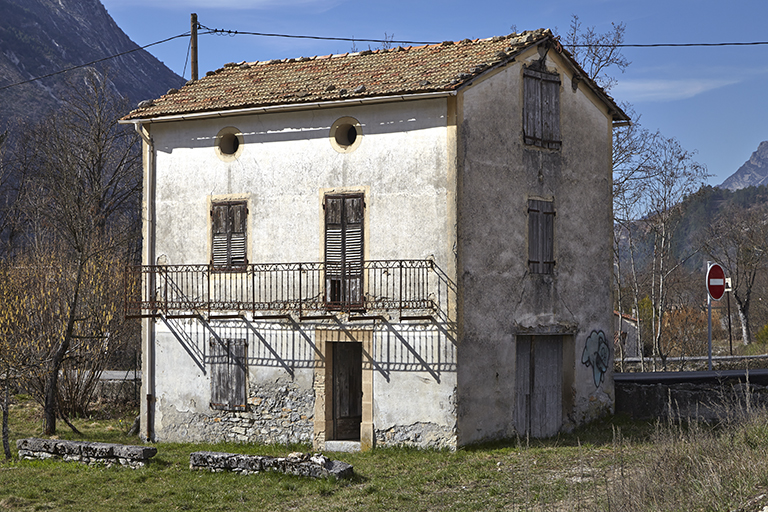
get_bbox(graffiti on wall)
[582,330,609,388]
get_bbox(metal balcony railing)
[124,260,440,319]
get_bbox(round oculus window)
[215,126,244,161]
[330,117,362,153]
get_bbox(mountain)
[0,0,183,124]
[615,184,768,274]
[720,141,768,191]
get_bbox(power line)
[0,33,190,92]
[198,25,438,46]
[200,25,768,48]
[574,42,768,48]
[2,25,767,94]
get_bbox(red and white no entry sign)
[706,263,726,301]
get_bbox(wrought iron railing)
[124,260,441,319]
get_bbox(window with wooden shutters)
[523,66,561,149]
[211,202,247,270]
[325,194,364,309]
[528,199,555,274]
[210,338,247,411]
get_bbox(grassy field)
[2,396,768,511]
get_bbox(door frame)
[313,329,374,450]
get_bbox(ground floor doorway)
[515,335,565,438]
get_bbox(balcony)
[125,259,452,321]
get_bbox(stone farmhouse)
[121,28,629,451]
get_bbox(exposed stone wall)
[17,438,156,468]
[157,380,315,445]
[190,451,353,479]
[375,422,457,450]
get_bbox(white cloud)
[612,78,739,102]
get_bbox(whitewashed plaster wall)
[145,98,459,444]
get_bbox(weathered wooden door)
[332,342,362,440]
[515,335,563,437]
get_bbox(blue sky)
[100,0,768,186]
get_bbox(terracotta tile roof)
[123,29,627,122]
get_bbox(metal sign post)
[706,262,726,371]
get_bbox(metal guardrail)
[124,260,437,319]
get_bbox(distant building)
[614,311,640,358]
[122,29,629,450]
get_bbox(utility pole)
[191,13,198,81]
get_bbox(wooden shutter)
[541,73,561,149]
[344,196,364,304]
[523,67,561,149]
[212,204,229,268]
[210,338,247,411]
[325,194,364,307]
[229,203,247,267]
[211,202,247,269]
[528,199,555,274]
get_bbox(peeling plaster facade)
[127,39,624,450]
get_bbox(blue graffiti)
[582,330,609,388]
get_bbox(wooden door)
[332,342,362,440]
[516,335,563,438]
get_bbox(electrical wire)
[0,32,190,92]
[198,24,437,46]
[199,25,768,48]
[574,42,768,47]
[2,23,768,94]
[182,33,193,80]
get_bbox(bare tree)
[13,68,141,434]
[640,136,708,368]
[612,107,660,370]
[701,203,768,345]
[562,14,630,92]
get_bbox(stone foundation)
[157,380,315,444]
[375,422,456,450]
[190,450,353,479]
[17,438,157,468]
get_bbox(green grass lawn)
[2,396,768,511]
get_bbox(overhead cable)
[200,25,768,48]
[3,25,767,93]
[198,25,438,46]
[0,33,190,92]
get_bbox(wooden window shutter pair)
[528,199,555,274]
[211,202,247,269]
[324,194,364,307]
[209,338,247,411]
[523,67,561,149]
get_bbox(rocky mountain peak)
[720,140,768,191]
[0,0,183,125]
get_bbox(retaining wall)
[615,369,768,421]
[16,438,157,468]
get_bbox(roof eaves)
[118,90,458,125]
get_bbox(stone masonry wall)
[375,422,456,450]
[17,438,156,468]
[158,380,315,445]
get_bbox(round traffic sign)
[706,263,726,301]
